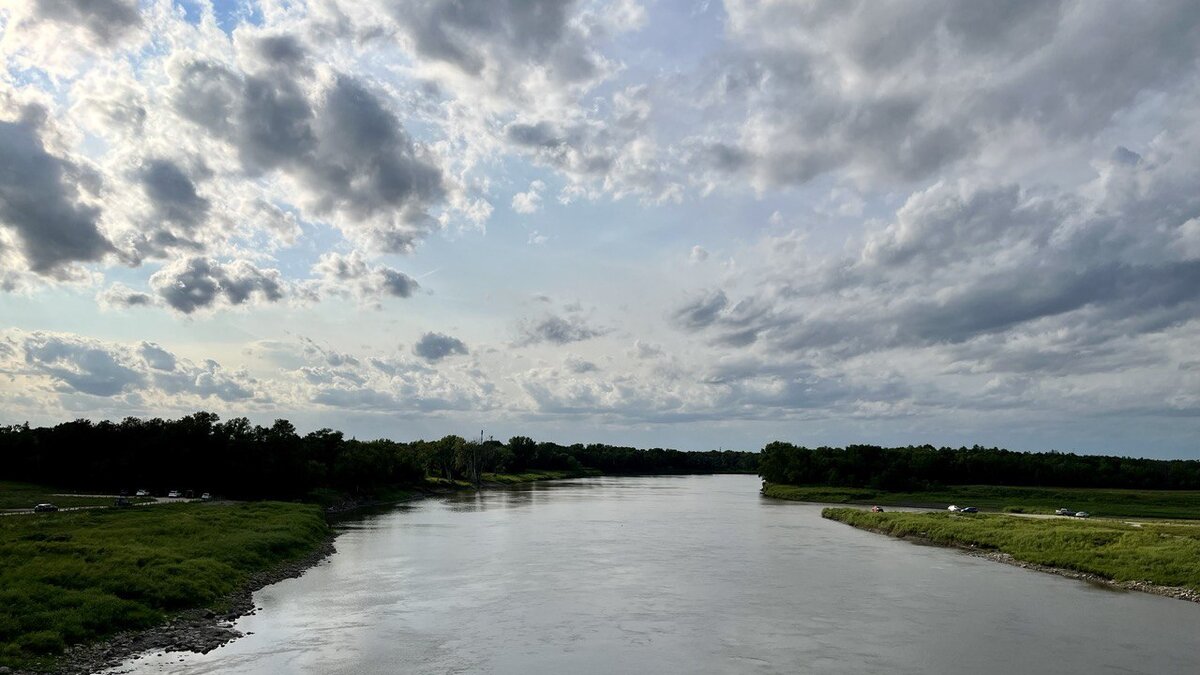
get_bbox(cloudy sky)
[1,0,1198,457]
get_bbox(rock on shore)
[974,549,1200,603]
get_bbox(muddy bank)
[42,536,338,675]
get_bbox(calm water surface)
[115,475,1200,674]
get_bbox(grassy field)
[762,483,1200,519]
[822,508,1200,591]
[0,502,329,670]
[0,481,154,510]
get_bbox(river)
[113,475,1200,674]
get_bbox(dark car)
[114,497,133,508]
[33,503,58,513]
[959,506,979,513]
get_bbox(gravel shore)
[970,548,1200,603]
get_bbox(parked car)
[1075,511,1090,518]
[200,492,212,501]
[167,490,181,498]
[947,505,960,512]
[870,505,884,513]
[1055,508,1073,516]
[33,503,58,513]
[114,497,132,508]
[135,489,149,497]
[959,506,979,513]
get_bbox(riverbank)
[764,482,1200,519]
[821,508,1200,602]
[51,536,338,675]
[0,502,330,673]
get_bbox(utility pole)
[474,430,483,490]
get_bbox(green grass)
[0,502,328,670]
[762,483,1200,519]
[822,508,1200,592]
[0,481,153,510]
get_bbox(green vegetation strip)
[763,483,1200,519]
[479,469,602,485]
[0,481,151,510]
[822,508,1200,592]
[0,502,329,670]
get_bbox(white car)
[1075,511,1090,518]
[947,505,960,512]
[167,490,181,498]
[200,492,212,501]
[135,489,149,497]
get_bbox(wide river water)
[115,475,1200,674]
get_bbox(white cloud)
[512,179,546,213]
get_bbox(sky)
[0,0,1198,458]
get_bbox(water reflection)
[112,475,1200,675]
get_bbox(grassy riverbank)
[0,502,329,671]
[822,508,1200,593]
[763,483,1200,519]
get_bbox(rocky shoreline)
[839,521,1200,604]
[969,549,1200,603]
[36,536,339,675]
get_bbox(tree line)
[759,442,1200,491]
[0,413,758,500]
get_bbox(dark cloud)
[671,290,728,330]
[252,34,309,68]
[138,158,210,230]
[23,333,144,397]
[171,60,444,251]
[30,0,141,44]
[310,251,421,304]
[149,257,284,314]
[506,121,565,148]
[378,268,419,298]
[138,342,176,371]
[709,1,1200,187]
[680,143,1200,372]
[516,313,607,346]
[413,332,469,362]
[97,284,156,309]
[0,105,112,274]
[390,0,597,83]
